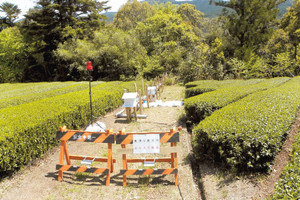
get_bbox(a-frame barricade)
[116,128,180,186]
[56,126,115,186]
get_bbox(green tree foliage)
[178,44,209,83]
[135,5,206,80]
[177,3,204,37]
[0,1,298,82]
[20,0,108,81]
[0,2,21,31]
[210,0,286,61]
[113,0,155,31]
[280,0,300,61]
[56,28,147,80]
[0,27,26,82]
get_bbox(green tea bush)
[184,77,289,126]
[192,77,300,172]
[185,80,218,89]
[185,79,264,98]
[0,81,138,174]
[272,132,300,199]
[0,82,103,109]
[0,82,78,100]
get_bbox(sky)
[0,0,129,18]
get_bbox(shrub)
[184,79,260,98]
[192,77,300,172]
[0,82,103,109]
[0,82,96,100]
[272,132,300,199]
[185,80,218,89]
[184,78,288,126]
[0,81,139,174]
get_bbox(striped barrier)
[56,126,115,186]
[116,128,180,186]
[116,132,179,144]
[56,165,109,174]
[120,168,178,175]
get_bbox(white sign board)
[122,92,138,107]
[148,87,156,95]
[133,134,160,154]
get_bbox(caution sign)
[133,134,160,154]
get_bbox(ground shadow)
[114,119,131,124]
[45,171,176,187]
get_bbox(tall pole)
[89,70,93,124]
[86,61,93,124]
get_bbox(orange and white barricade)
[116,128,180,186]
[56,126,115,186]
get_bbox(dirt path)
[0,85,200,200]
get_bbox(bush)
[184,78,288,126]
[0,82,103,109]
[184,79,255,98]
[192,77,300,172]
[0,81,139,174]
[272,132,300,199]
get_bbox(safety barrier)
[56,126,115,186]
[116,128,180,186]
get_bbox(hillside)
[104,0,293,21]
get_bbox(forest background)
[0,0,299,83]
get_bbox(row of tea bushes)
[0,82,103,109]
[185,79,264,98]
[192,77,300,172]
[0,82,80,100]
[184,77,290,126]
[0,81,138,174]
[0,82,49,95]
[272,132,300,199]
[185,80,218,89]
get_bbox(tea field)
[0,81,140,174]
[1,78,299,198]
[185,76,300,198]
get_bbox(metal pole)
[89,71,93,124]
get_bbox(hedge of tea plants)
[0,82,103,109]
[185,79,264,98]
[0,81,139,174]
[184,77,289,126]
[192,77,300,172]
[0,82,78,100]
[272,132,300,199]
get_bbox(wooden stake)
[142,79,145,96]
[146,84,149,108]
[134,83,137,92]
[139,89,143,114]
[133,107,137,121]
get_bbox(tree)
[56,28,147,81]
[113,0,155,31]
[20,0,109,81]
[280,0,300,62]
[0,2,21,30]
[177,3,204,37]
[210,0,286,61]
[134,7,206,79]
[0,27,26,82]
